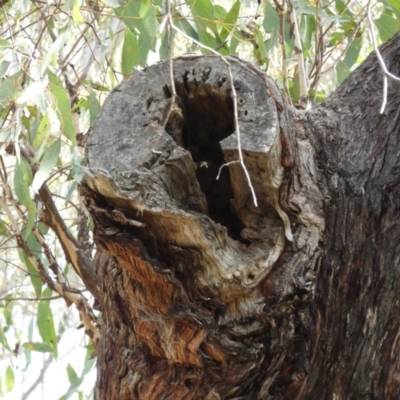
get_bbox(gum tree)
[1,0,399,398]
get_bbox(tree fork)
[83,32,400,399]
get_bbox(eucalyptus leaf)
[31,139,61,193]
[5,366,14,392]
[22,342,54,353]
[37,288,58,357]
[48,71,76,147]
[121,28,139,75]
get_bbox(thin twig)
[0,189,100,344]
[166,6,258,206]
[21,355,53,400]
[367,0,400,114]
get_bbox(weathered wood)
[84,33,400,399]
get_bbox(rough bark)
[83,32,400,399]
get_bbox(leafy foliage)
[0,0,398,397]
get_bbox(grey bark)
[83,32,400,399]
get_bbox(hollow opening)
[164,80,247,243]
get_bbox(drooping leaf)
[220,0,240,42]
[18,249,42,296]
[114,0,157,65]
[48,71,76,147]
[374,11,400,42]
[0,61,10,79]
[31,139,61,193]
[336,60,351,84]
[88,91,100,124]
[0,324,11,351]
[61,363,84,399]
[72,0,85,25]
[0,72,21,105]
[343,36,362,69]
[383,0,400,11]
[37,288,58,357]
[174,12,200,41]
[15,80,48,105]
[22,342,54,353]
[14,157,36,237]
[33,113,50,148]
[5,366,14,392]
[263,2,279,34]
[121,28,139,76]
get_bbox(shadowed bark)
[83,32,400,399]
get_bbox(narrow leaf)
[121,29,139,75]
[48,71,76,147]
[5,366,14,392]
[15,80,48,105]
[343,36,362,69]
[374,12,400,42]
[88,91,100,123]
[336,60,351,84]
[31,139,61,193]
[0,325,11,351]
[220,0,240,42]
[37,288,58,357]
[22,342,54,353]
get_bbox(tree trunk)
[82,32,400,399]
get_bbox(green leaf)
[329,31,343,47]
[33,113,49,148]
[0,61,10,79]
[255,31,268,64]
[31,139,61,193]
[14,157,37,237]
[220,0,240,42]
[139,0,157,37]
[343,36,362,69]
[0,324,11,351]
[88,91,100,124]
[114,0,157,65]
[5,366,14,392]
[0,72,21,105]
[0,219,8,236]
[67,363,78,383]
[374,11,400,42]
[48,71,76,147]
[37,288,58,357]
[22,342,54,353]
[72,0,85,25]
[336,60,351,84]
[19,249,42,296]
[189,0,215,22]
[62,364,84,399]
[15,80,47,105]
[14,157,32,207]
[174,13,200,42]
[263,2,279,34]
[383,0,400,11]
[121,29,139,76]
[0,40,10,49]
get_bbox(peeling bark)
[84,33,400,399]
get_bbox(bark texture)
[84,32,400,399]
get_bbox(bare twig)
[21,355,53,400]
[367,0,400,114]
[166,4,258,207]
[1,295,62,301]
[0,190,100,345]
